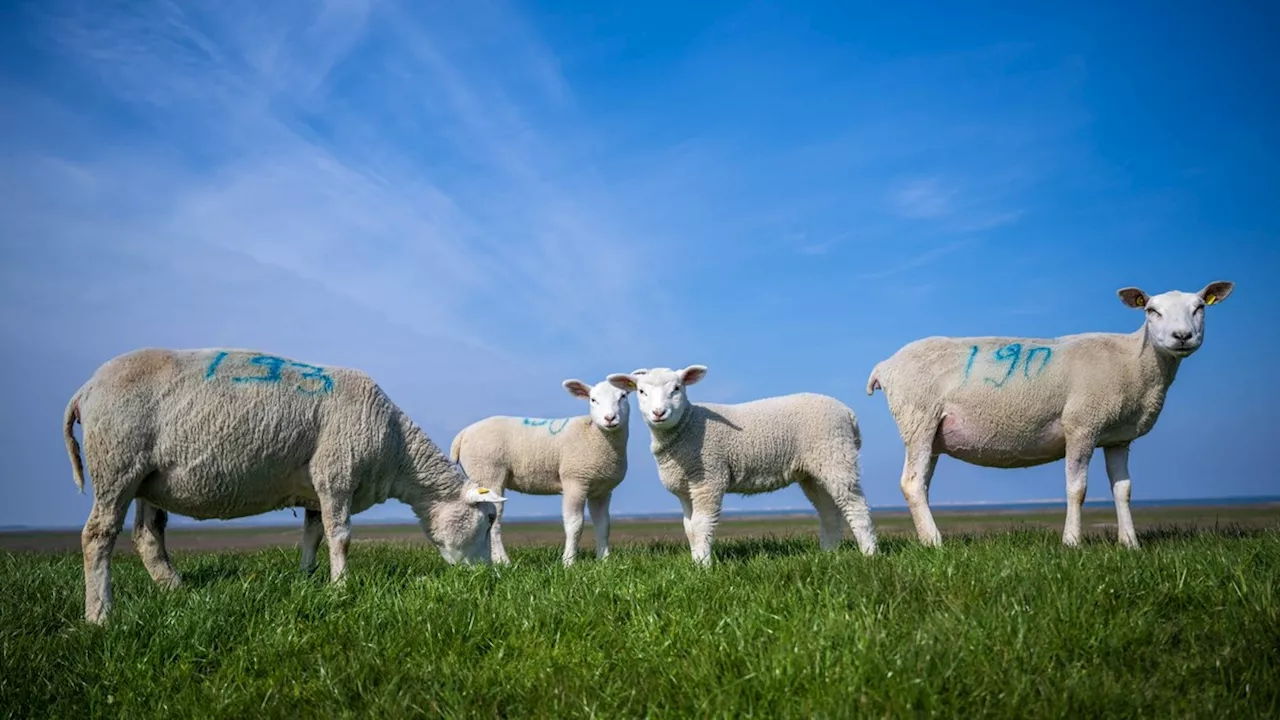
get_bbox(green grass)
[3,527,1279,718]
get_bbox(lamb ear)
[562,379,591,399]
[606,373,637,392]
[1198,280,1234,306]
[465,486,506,504]
[679,365,708,385]
[1117,287,1149,309]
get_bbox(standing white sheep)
[606,366,878,566]
[449,379,630,566]
[866,280,1235,550]
[63,347,506,624]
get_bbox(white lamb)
[606,366,878,565]
[63,347,506,624]
[449,379,630,566]
[866,280,1236,550]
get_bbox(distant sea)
[4,495,1277,532]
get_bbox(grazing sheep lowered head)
[427,483,507,566]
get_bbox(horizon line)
[4,494,1277,533]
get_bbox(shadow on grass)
[175,553,289,587]
[142,522,1280,586]
[1136,522,1278,544]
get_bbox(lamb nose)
[604,414,617,422]
[652,409,668,419]
[1172,330,1192,341]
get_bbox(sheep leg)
[900,443,942,547]
[830,480,879,557]
[1061,441,1095,547]
[688,491,724,567]
[587,492,613,560]
[798,478,844,551]
[485,479,511,565]
[300,508,324,575]
[1104,444,1140,550]
[677,494,695,547]
[316,490,353,583]
[131,498,181,589]
[561,486,587,567]
[81,493,132,624]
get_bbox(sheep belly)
[934,410,1067,469]
[139,464,319,520]
[506,466,564,495]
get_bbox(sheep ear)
[680,365,708,385]
[465,486,506,504]
[1117,287,1149,309]
[562,379,591,399]
[606,373,637,392]
[1198,280,1234,306]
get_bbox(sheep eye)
[591,398,597,404]
[1146,307,1161,317]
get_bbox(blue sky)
[1,0,1276,530]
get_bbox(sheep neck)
[391,412,463,510]
[590,417,630,452]
[1133,324,1182,389]
[647,404,693,455]
[1127,323,1182,435]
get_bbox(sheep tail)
[449,431,463,464]
[866,363,883,396]
[64,387,86,493]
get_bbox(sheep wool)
[63,347,505,624]
[608,365,877,565]
[867,280,1235,550]
[450,379,630,566]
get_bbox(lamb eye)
[1146,307,1161,317]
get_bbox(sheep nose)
[1172,330,1192,342]
[652,408,668,420]
[604,413,617,423]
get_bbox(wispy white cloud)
[1,0,696,526]
[17,0,667,366]
[887,175,1024,234]
[889,176,958,219]
[852,239,974,282]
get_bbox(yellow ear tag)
[477,487,489,494]
[1135,296,1145,307]
[1206,294,1217,306]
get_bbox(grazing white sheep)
[63,347,506,624]
[449,379,630,566]
[866,280,1236,550]
[606,366,878,566]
